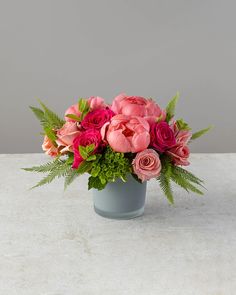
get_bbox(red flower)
[81,108,114,130]
[72,129,102,169]
[150,122,176,152]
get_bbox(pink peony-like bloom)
[56,122,81,153]
[103,114,150,153]
[150,122,176,152]
[81,108,114,130]
[65,104,81,122]
[42,135,59,157]
[132,149,162,182]
[88,96,106,110]
[167,144,190,166]
[72,129,102,169]
[111,93,166,123]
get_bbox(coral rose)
[42,136,59,157]
[150,122,176,152]
[103,114,150,153]
[56,122,81,153]
[167,144,190,166]
[72,129,102,169]
[132,149,162,182]
[81,108,114,130]
[65,104,81,122]
[111,93,166,123]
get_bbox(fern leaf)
[191,125,212,140]
[171,165,204,186]
[29,106,45,122]
[166,92,180,123]
[158,158,174,204]
[38,99,65,128]
[170,171,204,195]
[22,158,61,173]
[64,169,79,190]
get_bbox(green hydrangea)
[88,147,132,190]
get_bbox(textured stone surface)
[0,153,236,294]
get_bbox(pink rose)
[56,122,81,153]
[88,96,106,110]
[132,149,162,182]
[42,136,59,157]
[111,93,166,123]
[150,122,176,152]
[65,104,81,122]
[171,121,192,145]
[103,114,150,153]
[72,129,102,169]
[167,144,190,166]
[81,108,114,130]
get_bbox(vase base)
[94,206,144,220]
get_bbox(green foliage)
[78,98,90,120]
[88,147,131,190]
[77,161,93,174]
[30,100,65,142]
[157,157,174,204]
[191,125,212,140]
[22,158,61,173]
[65,114,81,121]
[64,169,80,190]
[30,160,72,189]
[176,118,191,131]
[165,92,180,123]
[157,156,204,203]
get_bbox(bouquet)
[24,93,211,203]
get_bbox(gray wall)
[0,0,235,153]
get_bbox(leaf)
[86,144,95,154]
[79,146,88,160]
[65,114,81,121]
[86,155,96,161]
[64,169,79,190]
[191,125,212,140]
[166,92,180,123]
[43,126,57,142]
[176,118,191,131]
[158,157,174,204]
[77,161,93,174]
[78,98,90,120]
[38,99,65,128]
[171,165,204,186]
[29,106,45,121]
[22,158,61,173]
[88,176,106,190]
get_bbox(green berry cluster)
[88,146,132,190]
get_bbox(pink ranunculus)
[104,114,150,153]
[42,136,59,157]
[81,108,114,130]
[150,121,176,152]
[167,144,190,166]
[56,122,81,153]
[132,149,162,182]
[111,93,166,123]
[72,129,102,169]
[88,96,106,110]
[65,104,81,122]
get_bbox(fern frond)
[31,162,71,189]
[158,158,174,204]
[170,171,204,195]
[171,165,204,186]
[37,99,65,129]
[64,169,79,190]
[22,158,61,173]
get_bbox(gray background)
[0,0,235,153]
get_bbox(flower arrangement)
[23,93,211,203]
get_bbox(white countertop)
[0,153,236,295]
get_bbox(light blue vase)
[93,175,147,219]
